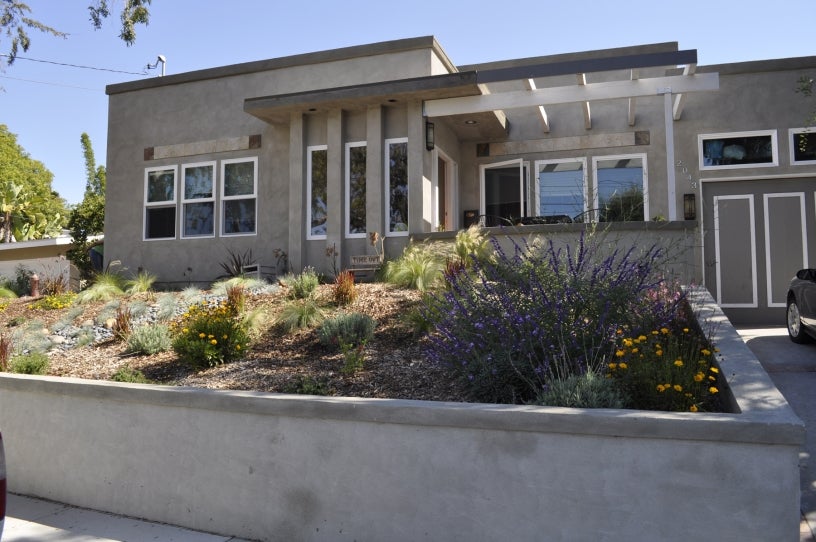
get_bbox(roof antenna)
[145,55,166,76]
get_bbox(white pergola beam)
[525,78,550,132]
[424,73,719,117]
[577,74,591,130]
[672,63,697,120]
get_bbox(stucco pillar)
[365,106,384,252]
[288,113,305,271]
[407,100,432,234]
[663,91,678,221]
[326,109,344,266]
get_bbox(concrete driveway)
[738,326,816,542]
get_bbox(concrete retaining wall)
[0,288,803,541]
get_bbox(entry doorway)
[433,149,457,232]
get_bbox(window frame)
[789,128,816,165]
[385,137,409,236]
[143,165,178,241]
[180,161,216,239]
[221,156,258,237]
[698,130,778,171]
[345,141,367,239]
[533,157,588,223]
[591,153,649,223]
[306,145,328,240]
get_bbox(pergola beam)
[525,78,550,132]
[424,73,719,117]
[672,63,696,120]
[577,74,591,129]
[628,69,639,126]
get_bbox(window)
[699,130,778,170]
[790,128,816,165]
[534,158,588,223]
[222,157,257,235]
[144,166,177,240]
[385,138,408,235]
[479,159,528,227]
[346,142,367,238]
[307,145,328,239]
[181,162,215,238]
[592,154,647,222]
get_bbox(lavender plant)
[423,233,677,404]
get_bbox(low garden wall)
[0,287,803,541]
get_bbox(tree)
[67,133,106,280]
[1,0,151,66]
[0,124,67,242]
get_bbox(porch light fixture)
[683,193,696,220]
[425,120,435,151]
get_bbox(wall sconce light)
[683,193,696,221]
[425,120,435,151]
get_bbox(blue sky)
[1,0,814,205]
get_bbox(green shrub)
[277,298,324,332]
[112,365,152,384]
[75,271,126,304]
[283,375,331,396]
[171,301,250,369]
[9,352,49,375]
[383,243,445,291]
[317,312,375,348]
[126,324,172,355]
[452,224,493,269]
[155,293,180,321]
[287,267,320,299]
[0,287,17,300]
[125,270,156,294]
[534,371,628,409]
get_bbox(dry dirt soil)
[1,282,469,402]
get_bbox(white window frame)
[432,148,458,232]
[789,128,816,165]
[591,153,649,223]
[307,145,328,240]
[180,161,216,239]
[143,165,178,241]
[533,157,588,222]
[478,159,527,226]
[698,130,778,171]
[385,137,409,237]
[345,141,367,239]
[221,157,258,237]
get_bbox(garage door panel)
[714,195,757,307]
[764,193,808,307]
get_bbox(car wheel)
[787,297,812,344]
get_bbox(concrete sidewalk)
[3,493,253,541]
[737,326,816,542]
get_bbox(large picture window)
[789,128,816,165]
[699,130,778,170]
[307,145,328,239]
[346,142,367,238]
[385,138,408,235]
[222,157,257,235]
[534,158,587,223]
[181,162,215,238]
[144,166,177,240]
[592,154,647,222]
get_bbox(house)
[104,36,816,324]
[0,234,77,292]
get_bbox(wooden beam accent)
[577,74,591,129]
[525,78,550,132]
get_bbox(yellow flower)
[618,362,628,370]
[694,373,704,382]
[708,375,716,381]
[208,334,214,339]
[182,328,189,334]
[683,328,689,333]
[222,334,228,339]
[623,338,633,347]
[608,363,618,370]
[655,350,663,357]
[673,384,682,392]
[198,333,206,339]
[615,350,625,358]
[674,359,684,367]
[709,387,719,394]
[660,327,669,335]
[235,344,241,350]
[701,348,712,356]
[689,405,698,412]
[210,339,218,345]
[651,330,659,335]
[637,335,647,342]
[656,384,666,392]
[709,367,719,374]
[631,347,638,354]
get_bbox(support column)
[664,91,677,221]
[288,113,305,271]
[365,106,384,251]
[407,100,432,234]
[326,110,344,268]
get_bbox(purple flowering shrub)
[423,234,681,404]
